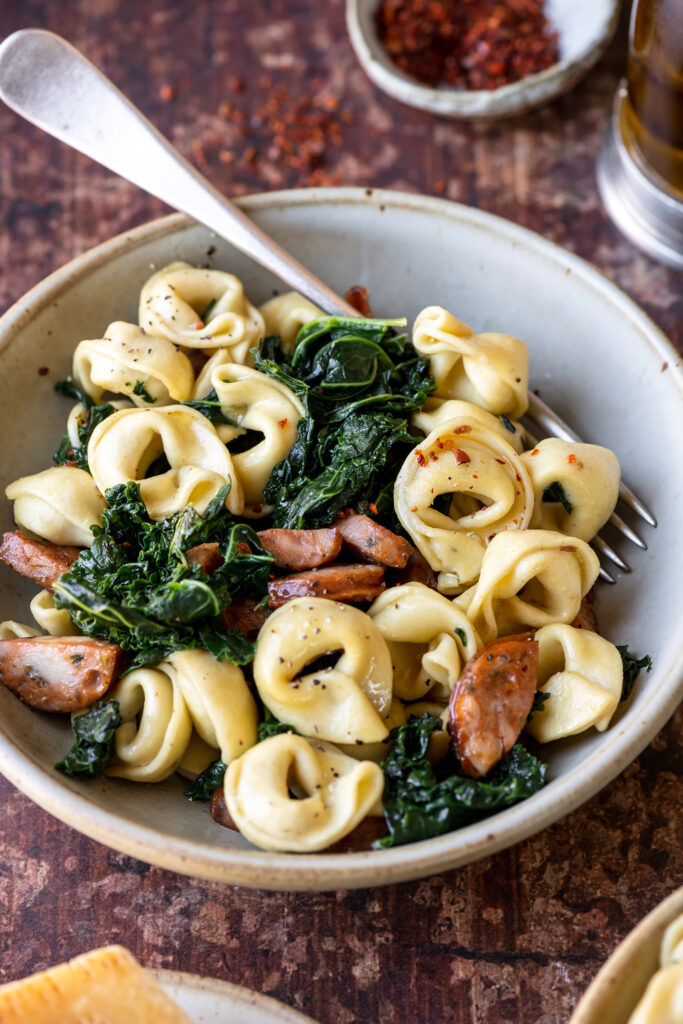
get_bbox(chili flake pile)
[375,0,559,91]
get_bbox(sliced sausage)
[327,816,388,853]
[389,548,438,590]
[571,590,598,633]
[0,636,123,712]
[186,542,223,575]
[210,787,239,831]
[257,528,342,571]
[268,564,386,608]
[0,531,81,591]
[220,596,270,637]
[334,512,414,569]
[345,284,373,318]
[448,633,538,779]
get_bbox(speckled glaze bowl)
[346,0,620,119]
[570,886,683,1024]
[152,970,319,1023]
[0,188,681,890]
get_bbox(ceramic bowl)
[0,187,681,891]
[570,886,683,1024]
[153,970,319,1023]
[346,0,620,119]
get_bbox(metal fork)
[0,30,656,584]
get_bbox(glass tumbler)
[597,0,683,270]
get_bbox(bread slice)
[0,945,193,1023]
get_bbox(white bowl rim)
[0,186,680,891]
[570,885,683,1023]
[150,968,320,1023]
[345,0,621,118]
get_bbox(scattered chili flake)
[375,0,559,91]
[416,450,427,466]
[567,453,577,464]
[369,503,379,514]
[454,425,472,434]
[345,285,373,317]
[530,448,539,456]
[38,366,49,376]
[278,418,288,428]
[453,448,471,464]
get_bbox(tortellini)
[253,598,393,745]
[521,438,620,542]
[6,466,105,547]
[525,624,622,742]
[412,305,529,418]
[206,362,305,509]
[30,590,79,636]
[107,651,256,782]
[225,733,384,852]
[0,620,41,640]
[139,261,264,358]
[72,322,195,406]
[460,530,600,643]
[160,650,258,765]
[627,912,683,1024]
[394,416,534,588]
[412,398,525,453]
[369,583,480,702]
[259,291,323,349]
[87,405,244,519]
[107,666,193,783]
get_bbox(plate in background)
[0,187,680,890]
[152,971,318,1024]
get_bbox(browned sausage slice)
[345,285,373,317]
[334,513,414,569]
[185,542,223,575]
[220,597,270,637]
[389,548,438,589]
[448,633,538,779]
[268,564,386,608]
[257,528,342,571]
[210,787,239,831]
[0,636,123,712]
[571,590,598,633]
[0,531,81,591]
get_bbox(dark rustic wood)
[0,2,681,1023]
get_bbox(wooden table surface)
[0,3,681,1022]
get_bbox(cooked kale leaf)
[132,378,156,404]
[183,388,235,426]
[55,699,122,778]
[375,714,547,849]
[542,480,573,515]
[52,379,116,473]
[253,315,435,529]
[527,689,551,721]
[53,482,273,670]
[258,707,298,741]
[618,645,653,701]
[185,759,227,801]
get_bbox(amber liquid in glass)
[624,0,683,196]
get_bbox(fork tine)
[526,393,657,528]
[609,511,647,550]
[598,564,617,584]
[592,534,631,572]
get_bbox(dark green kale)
[183,388,235,426]
[617,645,653,701]
[52,379,116,473]
[253,316,435,530]
[55,699,122,778]
[258,707,298,742]
[200,297,217,322]
[500,414,517,434]
[131,378,156,404]
[375,714,547,849]
[185,759,227,801]
[527,689,551,721]
[53,482,273,670]
[542,481,573,515]
[454,627,468,647]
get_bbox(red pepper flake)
[416,450,427,467]
[559,545,577,552]
[530,448,539,456]
[278,418,288,428]
[454,425,472,434]
[567,453,576,464]
[252,505,262,514]
[494,458,505,465]
[375,0,559,91]
[369,503,378,515]
[453,448,471,465]
[159,83,175,102]
[38,366,49,376]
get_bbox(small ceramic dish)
[153,971,319,1024]
[346,0,620,119]
[570,886,683,1024]
[0,187,681,891]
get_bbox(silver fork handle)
[0,29,358,319]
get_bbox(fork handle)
[0,29,358,318]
